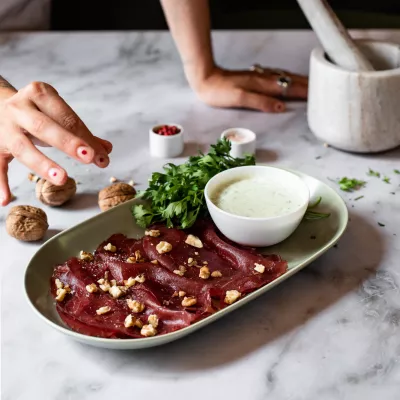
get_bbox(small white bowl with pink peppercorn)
[149,123,184,158]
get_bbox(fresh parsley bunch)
[132,139,255,229]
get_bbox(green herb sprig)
[132,139,255,229]
[367,168,380,178]
[338,177,366,192]
[304,196,331,220]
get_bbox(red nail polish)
[99,157,104,163]
[53,171,57,177]
[81,149,87,155]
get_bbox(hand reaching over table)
[161,0,308,113]
[0,78,112,206]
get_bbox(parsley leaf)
[367,168,380,178]
[304,196,330,220]
[394,169,400,174]
[383,176,391,184]
[132,139,256,229]
[338,177,366,192]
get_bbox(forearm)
[160,0,215,89]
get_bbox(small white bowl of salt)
[221,128,256,158]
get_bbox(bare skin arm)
[160,0,308,113]
[0,75,112,206]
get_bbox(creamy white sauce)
[211,177,303,218]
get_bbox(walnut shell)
[6,205,49,241]
[36,177,76,206]
[98,183,136,211]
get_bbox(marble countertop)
[1,30,400,400]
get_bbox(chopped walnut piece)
[86,283,98,293]
[124,314,136,328]
[128,180,135,187]
[124,277,136,287]
[203,261,208,265]
[109,285,125,299]
[254,263,265,274]
[110,279,117,287]
[125,314,143,329]
[187,257,197,267]
[28,172,40,182]
[135,274,146,283]
[178,291,186,297]
[156,241,172,254]
[55,288,68,302]
[199,266,210,280]
[145,229,161,237]
[150,260,158,265]
[185,234,203,248]
[211,270,222,278]
[194,252,199,256]
[96,306,111,315]
[64,285,71,293]
[55,279,63,289]
[148,314,159,328]
[97,275,111,292]
[135,250,145,262]
[104,243,117,252]
[182,296,197,307]
[127,299,145,313]
[135,318,143,329]
[172,291,179,297]
[141,324,157,337]
[109,176,118,183]
[80,251,94,261]
[224,290,241,305]
[173,269,184,277]
[126,256,136,263]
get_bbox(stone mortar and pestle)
[297,0,400,153]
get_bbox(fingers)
[5,131,68,186]
[96,137,113,154]
[251,74,308,100]
[235,90,286,113]
[16,82,110,167]
[0,156,11,206]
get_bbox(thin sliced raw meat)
[51,221,287,339]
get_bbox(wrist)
[183,57,216,91]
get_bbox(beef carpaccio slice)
[51,221,287,339]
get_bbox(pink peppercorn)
[155,125,181,136]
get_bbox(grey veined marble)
[1,31,400,400]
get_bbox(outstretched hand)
[0,80,112,206]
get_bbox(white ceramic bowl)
[149,123,184,158]
[221,128,256,158]
[205,166,310,247]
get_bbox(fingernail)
[77,146,93,161]
[95,154,109,168]
[49,168,63,182]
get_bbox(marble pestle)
[296,0,374,71]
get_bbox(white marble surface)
[1,31,400,400]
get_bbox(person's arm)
[0,76,112,206]
[161,0,307,113]
[160,0,214,92]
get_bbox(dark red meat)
[51,222,287,339]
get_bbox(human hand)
[0,81,112,206]
[191,66,308,113]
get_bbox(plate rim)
[24,167,348,348]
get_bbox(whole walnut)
[98,183,136,211]
[36,177,76,206]
[6,205,49,241]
